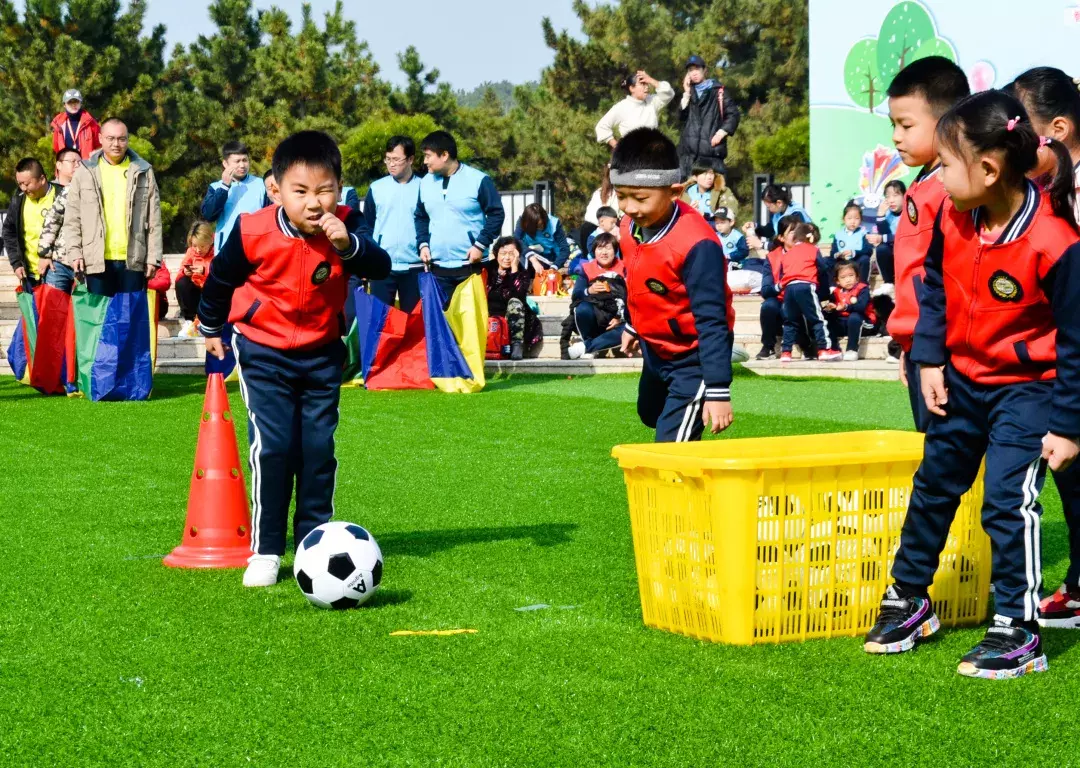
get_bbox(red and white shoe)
[780,351,793,363]
[818,349,843,362]
[1039,584,1080,628]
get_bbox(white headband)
[609,168,682,187]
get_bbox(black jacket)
[678,82,741,162]
[3,182,61,274]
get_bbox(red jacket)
[147,263,171,293]
[198,205,391,351]
[181,246,214,289]
[581,258,626,282]
[912,187,1080,385]
[887,165,948,352]
[620,201,735,397]
[831,283,876,324]
[777,242,822,288]
[50,111,101,160]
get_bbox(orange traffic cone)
[164,373,252,568]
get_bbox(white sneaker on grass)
[243,554,281,587]
[843,351,859,362]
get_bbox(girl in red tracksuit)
[778,223,841,362]
[864,92,1080,680]
[823,261,876,360]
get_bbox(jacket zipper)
[965,243,982,372]
[292,242,307,350]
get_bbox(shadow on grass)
[379,523,578,557]
[365,588,412,608]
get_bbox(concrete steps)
[743,358,898,381]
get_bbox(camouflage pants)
[506,298,526,343]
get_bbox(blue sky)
[143,0,583,90]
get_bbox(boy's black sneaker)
[755,346,776,361]
[957,616,1048,680]
[864,584,940,654]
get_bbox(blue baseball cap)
[685,55,706,69]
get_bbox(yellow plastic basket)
[612,431,990,645]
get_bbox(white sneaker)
[843,351,859,362]
[567,341,586,360]
[242,554,281,587]
[581,352,595,360]
[179,320,197,338]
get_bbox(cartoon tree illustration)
[844,40,882,112]
[844,1,956,112]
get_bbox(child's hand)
[318,212,351,252]
[205,337,226,361]
[741,221,755,235]
[839,250,853,258]
[703,401,733,434]
[867,233,882,246]
[620,330,639,355]
[920,364,948,417]
[1043,433,1080,472]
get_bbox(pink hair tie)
[1040,136,1053,147]
[1006,116,1021,131]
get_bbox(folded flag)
[72,284,159,401]
[6,280,77,395]
[347,271,487,392]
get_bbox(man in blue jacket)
[414,131,505,305]
[363,135,422,311]
[201,141,268,251]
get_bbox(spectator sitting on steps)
[567,233,628,360]
[485,237,542,361]
[514,202,570,270]
[680,165,739,219]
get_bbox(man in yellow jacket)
[62,118,162,295]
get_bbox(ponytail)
[1043,137,1079,232]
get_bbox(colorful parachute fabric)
[71,284,159,401]
[6,280,77,395]
[347,271,487,392]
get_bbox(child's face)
[885,186,905,212]
[194,241,212,256]
[496,245,518,269]
[715,218,734,235]
[696,169,715,189]
[598,215,617,232]
[780,227,797,249]
[278,164,341,235]
[889,95,939,168]
[939,141,992,213]
[837,269,857,289]
[765,199,786,215]
[594,243,617,267]
[265,175,280,204]
[843,208,863,230]
[225,153,250,180]
[615,185,679,229]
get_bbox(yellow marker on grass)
[390,629,478,637]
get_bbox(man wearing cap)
[50,89,101,161]
[595,70,675,150]
[678,56,740,180]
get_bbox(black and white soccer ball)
[294,522,383,609]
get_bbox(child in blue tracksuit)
[198,131,391,588]
[827,201,873,283]
[515,203,570,269]
[864,93,1080,679]
[200,140,268,252]
[866,180,906,283]
[712,207,748,267]
[762,183,811,237]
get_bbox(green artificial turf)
[1,370,1077,766]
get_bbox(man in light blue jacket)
[363,136,422,311]
[414,131,505,305]
[201,141,268,251]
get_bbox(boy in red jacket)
[612,128,735,442]
[198,131,391,587]
[779,224,841,362]
[883,57,969,430]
